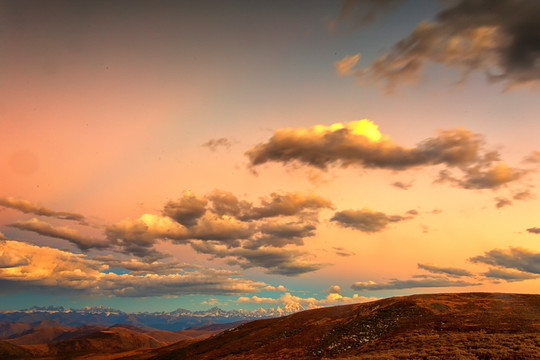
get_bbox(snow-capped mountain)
[0,303,305,331]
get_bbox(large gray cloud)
[0,197,85,222]
[470,247,540,274]
[417,263,472,277]
[351,276,480,291]
[339,0,540,91]
[331,208,412,233]
[8,218,109,251]
[191,241,324,277]
[246,121,525,190]
[526,227,540,234]
[483,268,539,282]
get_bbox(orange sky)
[1,0,539,312]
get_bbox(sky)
[1,0,540,313]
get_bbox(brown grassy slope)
[147,293,540,360]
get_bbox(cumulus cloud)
[326,285,342,294]
[526,227,540,234]
[470,247,540,274]
[162,191,208,226]
[351,276,480,290]
[92,255,198,275]
[191,241,324,276]
[237,291,377,308]
[0,197,85,222]
[331,208,412,233]
[246,121,525,190]
[263,284,287,292]
[202,138,232,151]
[8,218,109,251]
[417,263,472,277]
[107,190,331,273]
[342,0,540,91]
[0,240,264,297]
[483,268,539,282]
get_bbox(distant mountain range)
[2,293,539,359]
[0,304,304,332]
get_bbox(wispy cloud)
[417,263,472,277]
[8,218,109,251]
[351,276,480,291]
[202,137,232,151]
[0,197,85,222]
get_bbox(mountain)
[0,305,300,332]
[135,292,540,360]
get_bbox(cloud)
[191,241,324,276]
[351,276,480,290]
[342,0,540,91]
[239,192,332,221]
[246,121,525,190]
[107,190,331,266]
[331,208,412,233]
[392,181,412,190]
[483,268,539,282]
[106,214,190,258]
[263,285,287,292]
[526,227,540,234]
[92,255,197,275]
[202,138,232,151]
[417,263,472,277]
[201,298,220,306]
[237,291,377,308]
[523,151,540,163]
[470,247,540,274]
[332,246,356,257]
[8,218,109,251]
[0,197,85,222]
[0,240,264,297]
[494,197,512,208]
[335,54,361,76]
[326,285,342,294]
[162,191,208,226]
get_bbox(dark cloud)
[342,0,540,91]
[526,227,540,234]
[202,137,232,151]
[351,276,480,291]
[92,255,198,275]
[240,192,333,221]
[162,191,207,226]
[392,181,412,190]
[470,247,540,274]
[0,197,85,222]
[331,208,412,233]
[513,190,533,201]
[8,218,109,251]
[333,246,356,257]
[191,241,324,276]
[247,221,316,248]
[246,121,525,190]
[417,263,472,277]
[494,197,512,208]
[483,268,539,282]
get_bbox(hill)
[140,292,540,360]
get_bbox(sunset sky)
[1,0,540,313]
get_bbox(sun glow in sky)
[1,0,540,313]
